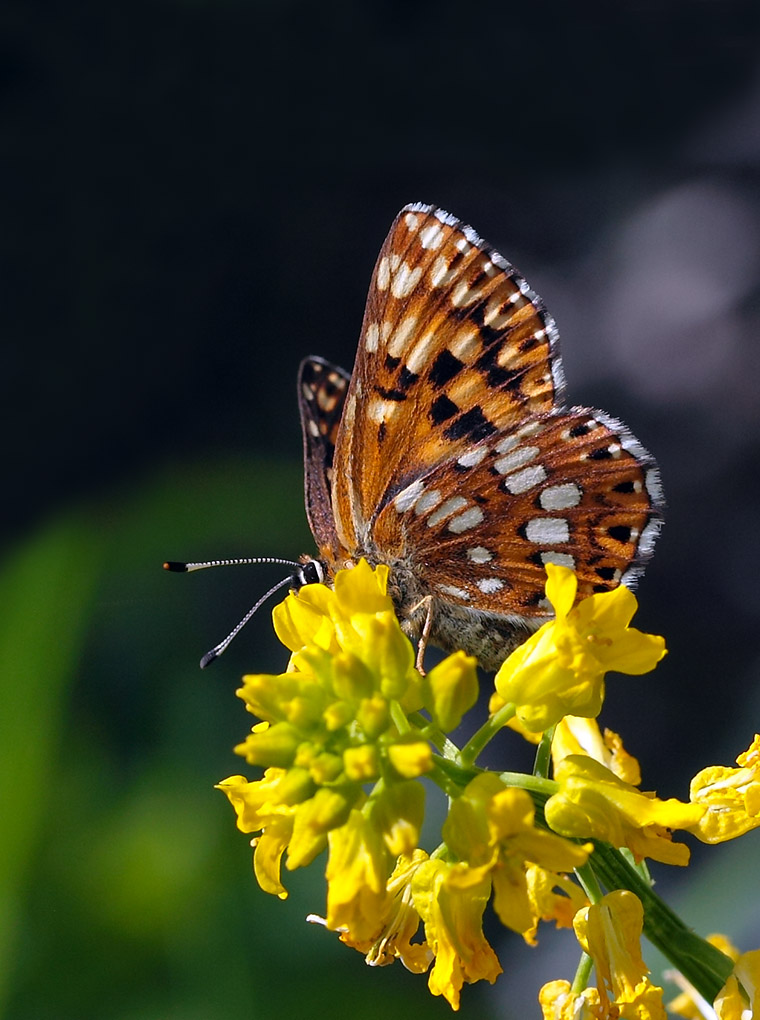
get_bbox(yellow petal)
[544,563,577,619]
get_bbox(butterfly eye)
[293,559,326,588]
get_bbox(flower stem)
[533,725,555,778]
[571,951,594,995]
[460,701,516,766]
[589,841,734,1001]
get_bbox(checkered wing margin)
[330,203,565,554]
[371,406,663,617]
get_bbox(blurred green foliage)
[1,460,496,1019]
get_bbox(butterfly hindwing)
[298,357,351,558]
[372,406,662,616]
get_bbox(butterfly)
[295,203,663,672]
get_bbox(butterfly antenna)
[199,574,295,669]
[163,556,302,573]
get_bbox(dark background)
[3,2,760,1017]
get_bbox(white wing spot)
[449,328,480,361]
[391,262,423,300]
[494,445,540,476]
[368,397,401,424]
[451,280,481,307]
[406,333,437,374]
[477,577,504,594]
[365,322,379,352]
[387,314,419,357]
[525,518,570,544]
[377,256,390,291]
[540,551,576,569]
[540,483,582,511]
[439,584,471,601]
[455,237,473,254]
[457,447,488,469]
[494,435,519,455]
[447,505,485,534]
[430,255,456,289]
[427,495,469,527]
[517,421,545,439]
[394,479,426,513]
[414,488,443,516]
[467,546,493,563]
[404,212,419,230]
[503,464,547,494]
[308,419,320,438]
[483,298,513,330]
[608,442,622,459]
[419,223,445,250]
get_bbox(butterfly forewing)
[331,204,566,552]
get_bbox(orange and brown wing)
[372,407,664,617]
[330,203,564,554]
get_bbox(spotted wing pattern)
[298,202,663,668]
[298,357,350,558]
[372,406,661,616]
[330,204,566,554]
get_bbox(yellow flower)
[545,755,704,865]
[220,558,493,908]
[368,780,425,856]
[574,890,667,1018]
[443,774,591,937]
[689,735,760,843]
[539,980,603,1019]
[329,849,432,973]
[551,716,642,785]
[216,770,305,898]
[714,948,760,1019]
[422,650,479,732]
[410,856,502,1011]
[495,564,666,732]
[523,864,589,946]
[324,808,391,943]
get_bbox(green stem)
[428,759,472,798]
[588,841,734,1002]
[389,699,411,735]
[533,726,555,778]
[460,702,516,766]
[574,860,604,904]
[498,771,558,798]
[430,752,482,789]
[407,711,461,760]
[571,952,594,995]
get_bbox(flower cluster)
[217,560,760,1014]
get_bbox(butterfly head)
[290,557,327,590]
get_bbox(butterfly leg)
[410,595,434,674]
